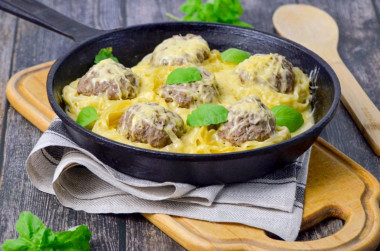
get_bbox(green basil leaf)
[2,212,92,251]
[76,107,99,127]
[194,3,218,22]
[221,48,251,64]
[1,238,32,251]
[187,104,229,127]
[94,47,119,64]
[2,212,51,251]
[213,0,243,22]
[15,211,46,241]
[179,0,202,15]
[177,1,217,22]
[39,228,56,249]
[271,105,304,132]
[166,0,253,28]
[166,67,202,85]
[54,225,92,251]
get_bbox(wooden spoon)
[273,4,380,156]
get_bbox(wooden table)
[0,0,379,250]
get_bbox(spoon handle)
[328,53,380,156]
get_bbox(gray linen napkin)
[26,118,310,241]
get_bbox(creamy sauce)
[62,36,313,154]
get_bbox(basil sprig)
[221,48,251,64]
[271,105,304,132]
[94,47,119,64]
[187,104,229,127]
[76,106,99,128]
[166,67,202,85]
[1,212,91,251]
[166,0,253,28]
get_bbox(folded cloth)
[26,118,310,241]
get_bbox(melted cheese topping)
[160,67,219,108]
[118,102,184,146]
[62,39,313,154]
[78,58,139,99]
[91,59,127,84]
[150,34,210,66]
[216,96,277,145]
[236,54,293,93]
[229,96,262,113]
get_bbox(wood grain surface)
[0,0,379,250]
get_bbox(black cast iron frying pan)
[0,0,340,185]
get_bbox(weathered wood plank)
[375,0,380,25]
[0,12,16,112]
[0,7,17,246]
[126,0,162,25]
[241,0,296,32]
[0,11,17,182]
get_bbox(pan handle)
[0,0,107,42]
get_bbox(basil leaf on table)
[1,238,33,250]
[221,48,251,64]
[166,67,202,85]
[54,225,92,250]
[179,0,201,16]
[1,212,92,251]
[15,210,47,241]
[76,106,99,127]
[166,0,253,28]
[184,3,218,22]
[94,47,119,64]
[271,105,304,132]
[2,211,54,250]
[213,0,243,23]
[187,104,229,127]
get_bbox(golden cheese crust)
[218,96,276,146]
[118,102,185,148]
[150,34,211,66]
[160,67,219,108]
[236,53,295,93]
[77,59,139,100]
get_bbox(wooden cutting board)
[6,62,380,250]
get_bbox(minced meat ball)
[160,68,219,108]
[236,53,295,93]
[77,58,139,100]
[150,34,211,66]
[118,102,185,148]
[217,96,276,146]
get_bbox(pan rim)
[47,21,341,160]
